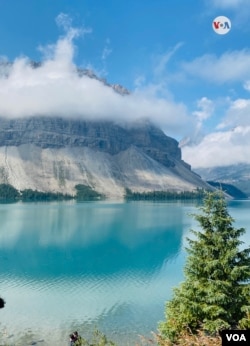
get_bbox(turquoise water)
[0,200,249,345]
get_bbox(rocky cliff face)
[0,117,209,197]
[0,117,181,165]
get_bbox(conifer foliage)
[159,192,250,342]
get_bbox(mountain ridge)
[195,164,250,197]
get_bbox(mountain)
[77,68,130,96]
[195,164,250,197]
[0,117,210,198]
[207,181,248,199]
[0,61,130,96]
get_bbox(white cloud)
[182,126,250,168]
[182,50,250,83]
[206,0,250,28]
[217,98,250,129]
[101,39,112,61]
[243,80,250,91]
[153,42,184,78]
[193,97,214,122]
[210,0,250,8]
[186,97,215,144]
[0,20,192,138]
[55,13,73,31]
[182,96,250,168]
[134,75,146,89]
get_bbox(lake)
[0,200,249,345]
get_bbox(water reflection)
[1,200,249,345]
[0,201,190,345]
[0,201,185,277]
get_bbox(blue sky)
[0,0,250,168]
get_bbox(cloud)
[206,0,250,27]
[243,80,250,91]
[182,50,250,83]
[55,13,73,31]
[182,126,250,168]
[101,39,112,61]
[153,42,184,78]
[193,97,214,123]
[209,0,250,8]
[217,97,250,129]
[179,97,214,149]
[190,97,215,140]
[182,96,250,168]
[0,16,192,138]
[134,75,146,89]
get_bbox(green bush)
[0,183,20,200]
[71,329,116,346]
[75,184,103,200]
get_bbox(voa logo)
[226,334,246,342]
[212,16,231,35]
[220,330,250,345]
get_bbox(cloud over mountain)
[1,13,249,170]
[0,15,192,138]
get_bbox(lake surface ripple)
[0,200,249,345]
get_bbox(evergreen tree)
[0,183,20,200]
[159,192,250,342]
